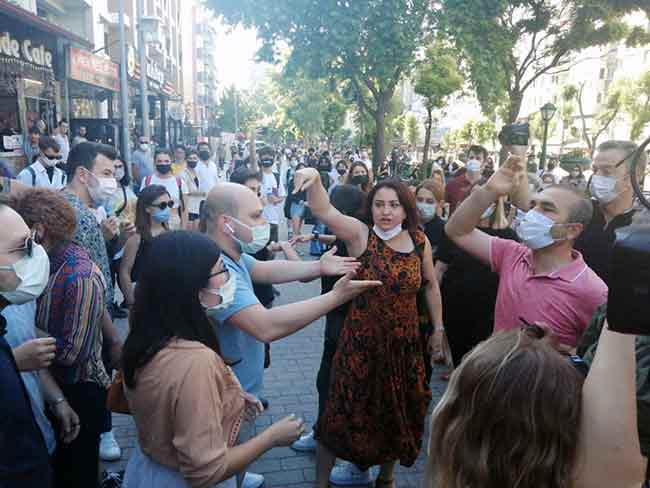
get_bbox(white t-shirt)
[196,160,224,196]
[140,173,188,229]
[261,171,285,225]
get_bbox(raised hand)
[485,154,525,197]
[319,246,360,276]
[292,168,320,194]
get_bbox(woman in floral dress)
[292,169,445,488]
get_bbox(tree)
[474,119,497,147]
[565,82,623,156]
[620,71,650,140]
[458,120,476,145]
[208,0,433,168]
[322,95,348,147]
[436,0,627,124]
[413,43,463,165]
[405,114,421,150]
[528,112,558,146]
[215,86,255,133]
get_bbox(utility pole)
[234,89,239,133]
[118,0,132,162]
[137,0,150,139]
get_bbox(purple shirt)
[490,237,607,348]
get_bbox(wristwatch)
[312,229,320,241]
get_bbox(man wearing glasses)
[16,136,67,190]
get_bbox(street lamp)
[539,102,557,172]
[136,0,161,139]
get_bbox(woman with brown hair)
[293,169,444,488]
[344,161,372,193]
[426,324,646,488]
[119,185,171,307]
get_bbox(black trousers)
[315,315,344,420]
[52,382,107,488]
[269,223,279,244]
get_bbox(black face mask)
[157,164,172,175]
[337,168,347,176]
[187,159,199,169]
[351,175,369,186]
[261,160,274,168]
[199,151,210,161]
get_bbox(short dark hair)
[28,126,41,135]
[58,119,68,126]
[548,184,593,228]
[174,144,186,152]
[66,142,118,179]
[38,136,60,153]
[117,158,131,186]
[187,149,199,157]
[230,167,261,185]
[330,184,367,221]
[154,148,172,160]
[197,141,211,151]
[467,145,488,161]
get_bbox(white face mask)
[417,202,436,221]
[0,243,50,304]
[373,223,403,241]
[516,210,565,250]
[86,170,117,206]
[466,159,482,172]
[590,174,621,204]
[115,167,125,181]
[226,217,270,254]
[41,155,60,168]
[203,273,237,317]
[139,143,149,151]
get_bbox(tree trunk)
[499,91,524,164]
[372,95,388,173]
[422,107,433,166]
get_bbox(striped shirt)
[36,242,110,387]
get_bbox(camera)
[607,222,650,335]
[498,123,530,147]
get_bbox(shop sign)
[146,61,164,90]
[0,31,54,75]
[69,47,119,91]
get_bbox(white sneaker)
[242,472,265,488]
[291,431,316,452]
[99,431,122,462]
[329,461,371,486]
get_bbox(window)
[599,67,605,79]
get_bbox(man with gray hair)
[575,140,647,286]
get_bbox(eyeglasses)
[0,235,34,270]
[149,201,175,210]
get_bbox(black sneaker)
[100,470,124,488]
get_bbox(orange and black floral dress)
[316,228,432,469]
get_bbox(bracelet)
[49,397,66,407]
[434,326,445,332]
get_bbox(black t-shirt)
[0,316,52,487]
[421,216,445,253]
[436,227,518,322]
[575,202,636,286]
[321,238,350,325]
[252,247,275,307]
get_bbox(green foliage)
[208,0,434,165]
[405,114,421,148]
[474,119,497,146]
[436,0,627,122]
[620,71,650,140]
[528,112,558,143]
[322,95,348,144]
[413,43,464,111]
[215,86,256,133]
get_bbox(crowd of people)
[0,129,649,488]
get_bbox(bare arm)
[294,168,367,255]
[434,260,448,285]
[422,237,443,328]
[227,275,381,343]
[119,234,140,306]
[510,169,533,211]
[575,322,646,488]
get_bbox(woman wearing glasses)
[122,231,305,488]
[119,185,172,308]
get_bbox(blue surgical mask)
[152,207,171,224]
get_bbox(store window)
[23,79,56,134]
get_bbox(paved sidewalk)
[104,253,449,487]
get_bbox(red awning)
[0,0,92,48]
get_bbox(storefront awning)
[0,0,92,49]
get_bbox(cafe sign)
[69,47,119,91]
[0,31,54,80]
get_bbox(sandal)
[375,477,395,487]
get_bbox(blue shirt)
[132,149,154,184]
[212,253,264,396]
[2,302,56,454]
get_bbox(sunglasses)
[0,235,34,270]
[150,201,175,210]
[44,154,63,160]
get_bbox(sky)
[214,23,266,92]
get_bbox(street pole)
[118,0,132,163]
[234,89,239,133]
[137,0,150,139]
[540,119,550,172]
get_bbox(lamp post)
[117,0,131,163]
[539,102,557,172]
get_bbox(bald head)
[202,182,263,235]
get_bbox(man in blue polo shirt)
[203,182,380,488]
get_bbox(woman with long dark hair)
[344,161,372,193]
[118,185,171,307]
[122,231,305,488]
[293,169,444,487]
